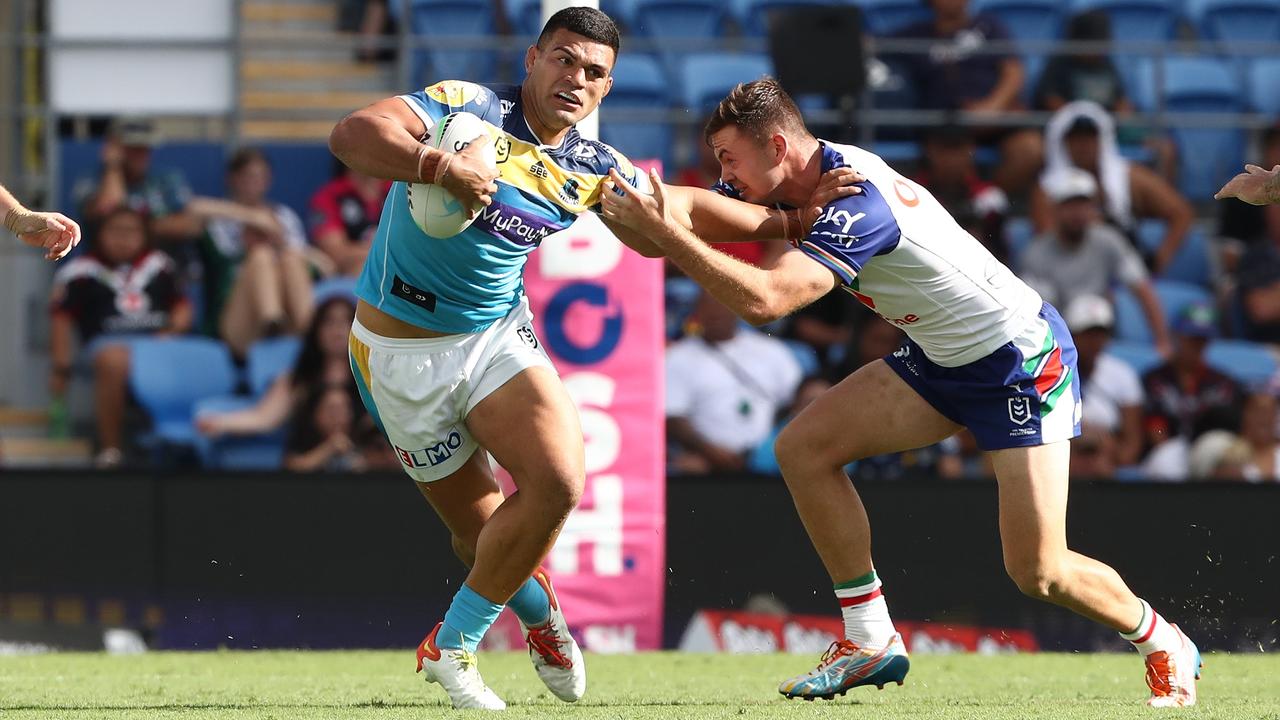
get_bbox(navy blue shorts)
[883,303,1083,451]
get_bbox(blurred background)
[0,0,1277,657]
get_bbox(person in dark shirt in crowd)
[1034,12,1128,115]
[1222,127,1280,333]
[894,0,1042,195]
[284,385,369,472]
[49,207,192,468]
[1141,302,1244,478]
[308,163,391,277]
[913,125,1009,261]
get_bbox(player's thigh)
[778,359,961,467]
[988,441,1071,568]
[465,365,584,503]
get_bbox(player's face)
[709,126,786,204]
[524,29,615,132]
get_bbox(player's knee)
[1004,556,1066,601]
[527,470,583,517]
[775,423,834,477]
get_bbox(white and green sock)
[1120,598,1180,656]
[835,570,896,648]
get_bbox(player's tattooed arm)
[1215,164,1280,206]
[602,168,836,325]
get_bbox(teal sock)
[508,576,552,627]
[437,584,503,652]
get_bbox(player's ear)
[602,73,614,99]
[771,133,788,165]
[524,45,537,74]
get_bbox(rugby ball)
[407,111,498,239]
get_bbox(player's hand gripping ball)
[407,111,499,238]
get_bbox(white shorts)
[348,298,555,482]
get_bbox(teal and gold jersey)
[356,80,645,334]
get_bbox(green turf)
[1,651,1277,719]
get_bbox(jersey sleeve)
[397,80,503,137]
[797,183,902,285]
[588,143,652,213]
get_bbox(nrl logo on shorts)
[1008,397,1032,426]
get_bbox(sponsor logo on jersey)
[425,80,481,107]
[473,203,558,246]
[814,207,866,236]
[573,143,597,159]
[894,178,920,207]
[500,99,515,119]
[529,160,549,179]
[887,313,920,327]
[396,429,465,468]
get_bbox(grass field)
[1,651,1278,719]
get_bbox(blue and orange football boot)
[779,634,910,701]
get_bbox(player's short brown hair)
[704,77,809,146]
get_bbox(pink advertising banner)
[487,163,666,652]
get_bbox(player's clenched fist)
[438,133,500,214]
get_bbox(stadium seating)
[677,53,774,112]
[407,0,498,86]
[192,396,287,470]
[1070,0,1182,41]
[1189,0,1280,45]
[631,0,728,44]
[1248,57,1280,116]
[855,0,933,35]
[971,0,1065,43]
[1206,339,1278,388]
[1136,221,1214,287]
[1106,339,1163,375]
[600,54,674,168]
[129,338,237,448]
[1161,56,1245,199]
[731,0,839,37]
[313,276,359,305]
[1113,280,1213,343]
[246,337,302,398]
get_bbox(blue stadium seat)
[632,0,727,43]
[1106,339,1163,376]
[1116,56,1156,112]
[1004,216,1035,265]
[129,338,237,447]
[784,339,821,377]
[1248,58,1280,116]
[971,0,1064,43]
[1161,56,1246,199]
[600,55,673,168]
[678,53,773,112]
[1136,221,1213,287]
[856,0,934,36]
[408,0,498,85]
[192,396,286,470]
[1206,339,1278,388]
[1189,0,1280,44]
[313,276,359,305]
[247,337,302,398]
[731,0,839,36]
[1113,280,1213,343]
[1070,0,1181,41]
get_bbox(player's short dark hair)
[537,6,620,56]
[704,77,809,146]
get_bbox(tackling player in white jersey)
[602,78,1201,708]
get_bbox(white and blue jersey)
[356,80,645,334]
[720,141,1080,450]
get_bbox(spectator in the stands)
[284,385,368,471]
[1032,102,1194,274]
[308,162,391,277]
[1033,12,1127,114]
[894,0,1043,195]
[786,289,858,374]
[49,207,193,468]
[1065,295,1144,468]
[73,118,197,244]
[913,125,1009,262]
[196,296,357,440]
[1239,392,1280,482]
[339,0,395,63]
[1141,302,1245,480]
[679,133,787,268]
[200,148,314,358]
[747,375,835,475]
[666,290,802,474]
[1019,167,1171,356]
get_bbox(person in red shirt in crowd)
[308,163,392,277]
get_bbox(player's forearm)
[654,221,781,325]
[330,112,445,184]
[674,186,795,244]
